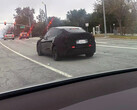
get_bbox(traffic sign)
[20,26,25,29]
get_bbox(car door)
[41,28,55,55]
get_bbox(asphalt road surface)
[0,37,137,92]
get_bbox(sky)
[0,0,96,37]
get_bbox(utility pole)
[102,0,107,37]
[28,10,32,37]
[28,16,32,37]
[23,12,32,37]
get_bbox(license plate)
[76,39,88,44]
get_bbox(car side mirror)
[40,36,44,39]
[44,36,49,40]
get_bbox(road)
[0,37,137,92]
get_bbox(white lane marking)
[25,39,30,41]
[0,41,72,78]
[16,39,36,47]
[32,42,37,45]
[97,44,137,50]
[29,37,40,40]
[96,42,107,44]
[17,39,37,45]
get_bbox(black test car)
[37,26,96,61]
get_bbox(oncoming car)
[19,32,29,39]
[3,32,15,40]
[37,26,96,61]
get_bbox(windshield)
[0,0,137,93]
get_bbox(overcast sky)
[0,0,96,36]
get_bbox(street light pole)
[102,0,107,37]
[42,2,48,25]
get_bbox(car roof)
[55,26,82,29]
[54,26,86,33]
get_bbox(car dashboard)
[0,68,137,110]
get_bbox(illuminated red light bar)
[72,46,75,49]
[46,17,54,31]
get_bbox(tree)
[32,17,63,37]
[37,9,46,23]
[96,0,129,35]
[32,22,45,37]
[3,26,14,35]
[14,7,35,25]
[67,9,88,28]
[88,12,103,33]
[13,7,35,36]
[48,17,63,27]
[124,0,137,34]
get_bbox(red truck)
[19,32,29,39]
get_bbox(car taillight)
[89,44,92,47]
[12,35,14,37]
[5,35,7,37]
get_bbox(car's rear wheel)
[52,47,60,61]
[12,38,14,40]
[85,52,94,57]
[37,42,43,56]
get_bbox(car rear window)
[64,28,86,33]
[6,33,13,34]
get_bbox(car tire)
[85,52,94,57]
[4,39,6,40]
[12,38,14,40]
[37,42,43,56]
[52,47,60,61]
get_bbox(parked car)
[37,26,96,61]
[19,32,29,39]
[3,32,15,40]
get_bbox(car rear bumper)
[19,36,29,39]
[4,37,14,39]
[67,48,94,55]
[59,44,96,56]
